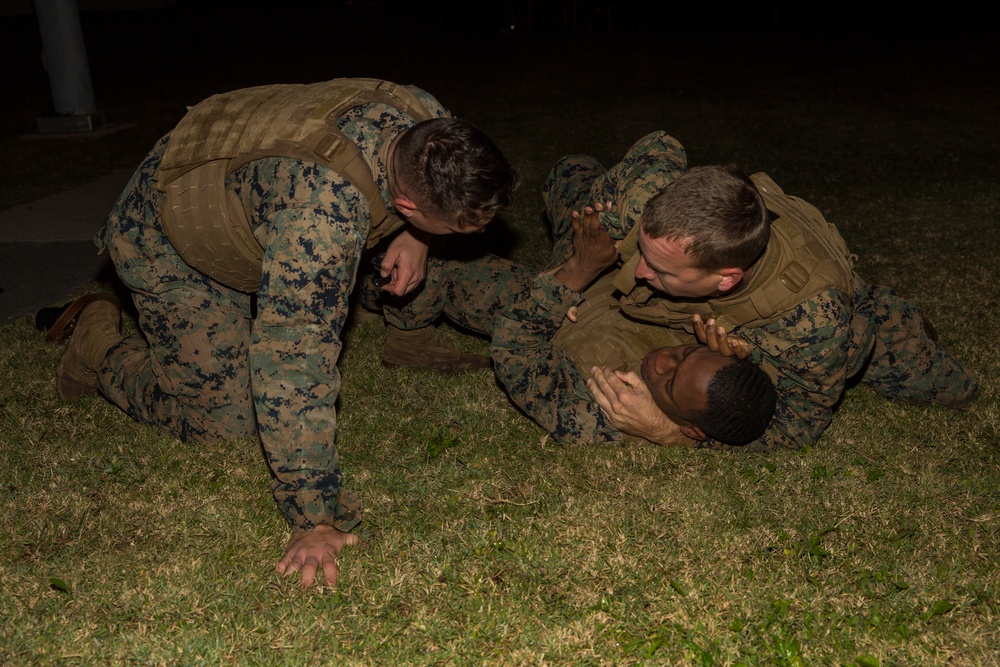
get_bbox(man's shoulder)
[735,288,854,353]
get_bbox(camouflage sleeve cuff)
[590,130,688,240]
[275,485,362,533]
[491,271,585,358]
[530,271,588,326]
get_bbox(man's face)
[389,175,474,235]
[640,344,731,426]
[404,208,481,235]
[635,229,723,298]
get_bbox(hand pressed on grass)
[277,525,359,588]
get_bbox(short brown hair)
[394,117,520,229]
[640,165,769,270]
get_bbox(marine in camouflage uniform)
[354,129,694,444]
[475,126,694,443]
[491,269,692,444]
[98,133,370,531]
[544,137,979,451]
[62,79,517,561]
[357,127,689,334]
[359,242,688,444]
[376,232,772,447]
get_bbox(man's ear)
[392,196,416,218]
[716,267,744,293]
[679,424,707,441]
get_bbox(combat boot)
[382,325,491,373]
[55,294,123,401]
[345,304,382,330]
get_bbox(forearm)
[492,274,624,444]
[251,323,358,531]
[250,201,363,530]
[554,254,606,292]
[757,365,843,450]
[709,294,852,451]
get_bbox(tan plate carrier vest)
[155,79,438,292]
[551,273,687,379]
[611,172,857,332]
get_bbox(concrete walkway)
[0,169,132,324]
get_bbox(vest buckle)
[779,261,809,292]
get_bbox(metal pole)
[34,0,103,131]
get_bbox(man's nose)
[635,256,654,280]
[653,348,678,373]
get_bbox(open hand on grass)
[277,524,360,588]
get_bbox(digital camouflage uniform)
[373,131,692,444]
[362,252,688,446]
[95,83,447,532]
[490,270,688,444]
[542,130,690,266]
[544,134,979,451]
[359,130,979,451]
[480,131,692,443]
[349,129,686,332]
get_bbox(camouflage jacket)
[491,270,689,445]
[722,282,874,451]
[237,89,446,530]
[491,272,624,444]
[490,265,870,452]
[615,244,874,452]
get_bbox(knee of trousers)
[98,335,257,442]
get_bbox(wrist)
[637,417,695,447]
[555,257,600,292]
[404,225,434,245]
[654,426,696,447]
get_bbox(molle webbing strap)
[160,161,265,291]
[157,79,437,292]
[611,224,641,295]
[552,273,689,377]
[749,171,856,305]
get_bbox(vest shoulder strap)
[157,79,437,291]
[618,173,857,330]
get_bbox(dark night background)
[2,0,994,127]
[0,0,995,212]
[0,6,997,661]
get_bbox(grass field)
[1,5,997,665]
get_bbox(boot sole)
[56,356,98,401]
[44,293,121,344]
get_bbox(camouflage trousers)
[96,137,257,443]
[854,283,980,408]
[94,136,367,531]
[541,154,606,269]
[353,248,535,335]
